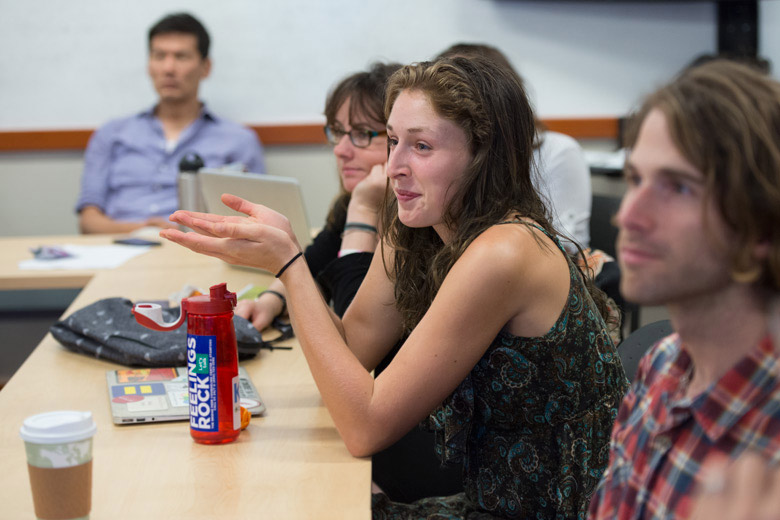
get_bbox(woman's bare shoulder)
[466,220,561,267]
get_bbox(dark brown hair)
[322,62,401,232]
[625,60,780,291]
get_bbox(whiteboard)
[0,0,722,130]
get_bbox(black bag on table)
[50,297,283,367]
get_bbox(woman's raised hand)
[160,193,301,273]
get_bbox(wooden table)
[0,235,116,290]
[0,238,371,519]
[0,234,238,291]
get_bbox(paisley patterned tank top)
[373,222,629,519]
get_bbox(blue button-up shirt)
[76,104,266,221]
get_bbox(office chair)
[590,194,621,259]
[589,193,640,334]
[618,319,674,382]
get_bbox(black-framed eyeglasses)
[324,125,386,148]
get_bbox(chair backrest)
[618,319,674,382]
[589,193,644,335]
[590,194,622,258]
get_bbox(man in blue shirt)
[76,13,265,234]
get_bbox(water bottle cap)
[185,283,237,315]
[133,283,236,330]
[179,152,204,172]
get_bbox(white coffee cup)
[20,411,97,520]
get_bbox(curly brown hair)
[436,42,547,140]
[382,57,609,332]
[625,60,780,291]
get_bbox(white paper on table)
[18,244,152,270]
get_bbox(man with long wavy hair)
[588,60,780,519]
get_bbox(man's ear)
[731,238,771,285]
[200,57,212,80]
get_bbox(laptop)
[107,366,265,425]
[198,169,313,248]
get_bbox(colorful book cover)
[116,368,178,383]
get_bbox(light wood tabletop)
[0,234,114,290]
[0,239,371,519]
[0,234,255,291]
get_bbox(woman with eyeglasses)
[161,57,627,518]
[234,62,401,331]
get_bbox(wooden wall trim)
[0,117,619,152]
[253,124,328,146]
[543,117,620,140]
[0,129,96,152]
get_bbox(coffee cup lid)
[20,411,97,444]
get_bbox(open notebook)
[107,366,265,425]
[199,169,313,248]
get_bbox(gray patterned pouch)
[50,297,268,367]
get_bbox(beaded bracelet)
[256,290,286,314]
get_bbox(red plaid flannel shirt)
[588,333,780,520]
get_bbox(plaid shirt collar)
[659,335,778,444]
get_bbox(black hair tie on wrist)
[275,251,303,278]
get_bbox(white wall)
[1,0,718,129]
[4,0,777,237]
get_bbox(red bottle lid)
[184,283,237,315]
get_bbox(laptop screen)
[198,170,313,248]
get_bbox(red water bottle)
[133,283,241,444]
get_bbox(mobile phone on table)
[113,238,162,246]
